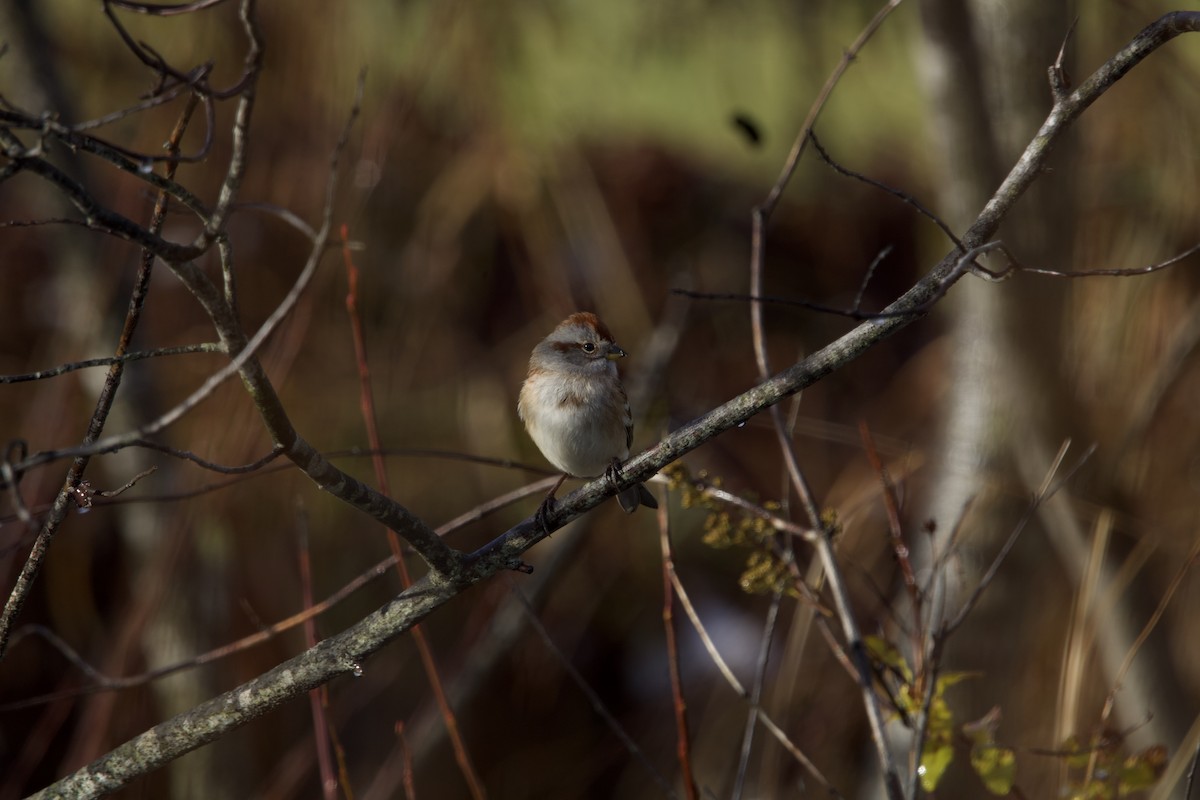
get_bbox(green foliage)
[865,635,1010,795]
[668,464,1172,798]
[738,549,791,594]
[1060,733,1167,799]
[665,463,800,597]
[964,709,1016,796]
[970,744,1017,796]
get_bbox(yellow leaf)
[937,671,981,691]
[1118,745,1167,794]
[920,740,954,792]
[1061,735,1091,770]
[864,635,911,681]
[971,744,1016,795]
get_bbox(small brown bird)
[518,312,657,518]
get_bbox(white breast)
[518,371,629,478]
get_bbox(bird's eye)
[581,342,597,354]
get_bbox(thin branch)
[296,505,338,800]
[0,450,549,530]
[71,466,158,510]
[0,474,568,713]
[9,71,465,578]
[747,0,904,536]
[1018,241,1200,278]
[671,240,1004,322]
[0,109,213,216]
[658,504,698,800]
[908,440,1092,800]
[107,0,231,16]
[1186,742,1199,800]
[198,0,262,242]
[1099,535,1200,724]
[669,568,840,796]
[809,130,964,250]
[127,441,284,474]
[0,135,209,261]
[0,441,34,528]
[0,344,224,384]
[5,235,321,473]
[941,441,1093,637]
[341,223,487,798]
[853,245,895,314]
[511,584,678,798]
[0,90,200,662]
[670,573,743,694]
[907,649,941,800]
[811,525,902,799]
[860,422,924,679]
[100,0,255,100]
[1,81,218,165]
[394,722,417,800]
[68,66,209,131]
[732,590,781,800]
[754,0,905,219]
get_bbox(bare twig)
[853,245,895,314]
[0,90,200,661]
[0,344,225,384]
[70,466,158,510]
[759,16,911,771]
[1186,742,1199,800]
[1099,535,1200,723]
[341,223,487,798]
[669,568,840,796]
[1,441,33,528]
[1,470,547,711]
[511,583,677,797]
[296,506,338,800]
[942,441,1093,637]
[7,67,461,576]
[810,130,964,250]
[732,590,781,800]
[108,0,231,16]
[860,422,924,679]
[658,504,698,800]
[811,525,903,798]
[100,0,256,101]
[394,722,417,800]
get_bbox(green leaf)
[921,739,955,792]
[864,635,911,681]
[1061,735,1091,769]
[1118,745,1167,794]
[971,744,1016,795]
[937,671,981,690]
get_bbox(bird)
[518,312,658,527]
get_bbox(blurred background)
[1,0,1199,797]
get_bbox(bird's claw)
[604,459,624,493]
[534,494,558,537]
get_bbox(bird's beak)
[605,343,627,361]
